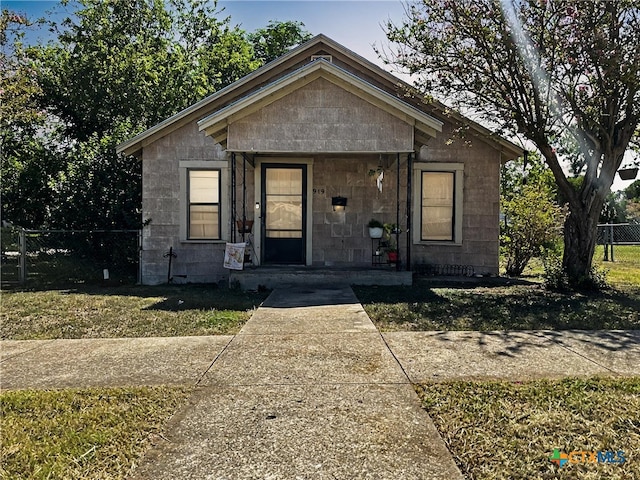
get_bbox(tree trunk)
[562,202,602,288]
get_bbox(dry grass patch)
[1,284,269,339]
[0,386,191,479]
[417,377,640,480]
[354,282,640,331]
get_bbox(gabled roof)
[117,34,523,160]
[197,59,443,150]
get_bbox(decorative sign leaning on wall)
[223,242,246,270]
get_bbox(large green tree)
[3,1,312,230]
[31,0,259,140]
[383,0,640,287]
[248,20,313,64]
[1,10,62,228]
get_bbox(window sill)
[180,239,227,244]
[414,241,463,247]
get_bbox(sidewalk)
[129,285,463,479]
[2,286,639,479]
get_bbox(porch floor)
[229,265,412,290]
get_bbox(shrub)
[501,182,566,276]
[543,250,610,291]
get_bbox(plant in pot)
[236,219,254,233]
[383,223,400,263]
[368,219,384,239]
[383,223,401,263]
[618,166,639,180]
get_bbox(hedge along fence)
[1,228,141,286]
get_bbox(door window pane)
[265,168,303,239]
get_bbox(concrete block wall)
[227,77,414,153]
[140,97,504,281]
[141,122,230,285]
[311,155,406,266]
[412,121,502,275]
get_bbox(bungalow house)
[117,34,522,286]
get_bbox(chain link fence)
[1,228,140,286]
[596,223,640,266]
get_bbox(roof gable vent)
[310,54,333,63]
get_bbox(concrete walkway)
[2,286,639,479]
[129,286,463,479]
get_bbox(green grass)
[0,386,191,480]
[354,281,640,331]
[593,245,640,287]
[417,377,640,480]
[501,245,640,287]
[1,284,269,340]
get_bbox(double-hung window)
[188,169,220,240]
[414,163,463,244]
[421,171,455,241]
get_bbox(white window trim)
[413,162,464,246]
[179,160,229,243]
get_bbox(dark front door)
[261,164,306,264]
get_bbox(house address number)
[313,187,326,196]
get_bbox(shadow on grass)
[354,280,640,332]
[360,280,639,371]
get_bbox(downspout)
[406,152,412,271]
[396,152,401,272]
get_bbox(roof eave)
[116,35,334,156]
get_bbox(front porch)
[229,265,412,290]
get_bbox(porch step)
[229,267,412,290]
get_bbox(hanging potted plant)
[236,219,254,234]
[618,166,638,180]
[367,219,384,239]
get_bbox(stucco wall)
[227,77,414,153]
[141,122,229,285]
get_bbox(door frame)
[254,157,313,266]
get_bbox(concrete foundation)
[230,267,412,290]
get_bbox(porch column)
[242,152,247,243]
[231,152,236,242]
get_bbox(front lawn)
[1,284,269,340]
[418,377,640,480]
[0,386,191,480]
[354,281,640,331]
